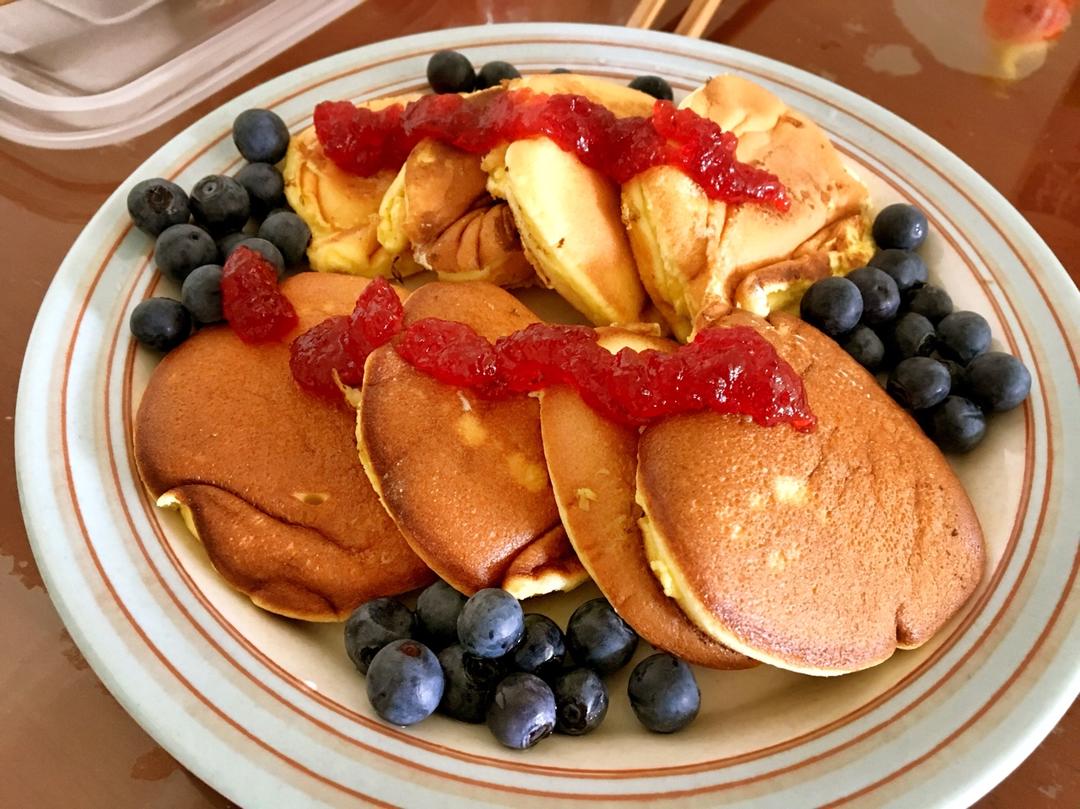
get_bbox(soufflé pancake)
[357,281,587,597]
[135,273,433,621]
[637,311,984,675]
[540,328,755,670]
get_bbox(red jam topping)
[347,276,404,358]
[314,90,790,210]
[289,316,362,399]
[221,246,297,344]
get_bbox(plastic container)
[0,0,361,149]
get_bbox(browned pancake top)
[358,281,576,595]
[637,312,984,673]
[135,272,432,620]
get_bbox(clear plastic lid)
[0,0,359,149]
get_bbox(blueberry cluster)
[346,583,702,749]
[126,108,311,353]
[799,203,1031,453]
[425,50,673,101]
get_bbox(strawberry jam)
[347,277,404,360]
[221,246,297,344]
[289,316,362,399]
[314,90,790,210]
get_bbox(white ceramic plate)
[16,23,1079,808]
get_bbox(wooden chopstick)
[673,0,726,38]
[626,0,673,30]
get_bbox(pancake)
[283,94,423,277]
[637,311,984,675]
[621,74,873,338]
[483,74,651,326]
[357,281,587,597]
[134,272,433,621]
[539,328,755,669]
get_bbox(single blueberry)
[905,284,953,324]
[416,580,468,650]
[258,210,311,267]
[868,249,929,292]
[872,203,928,250]
[549,67,572,74]
[437,643,506,723]
[926,396,987,453]
[190,175,250,235]
[887,357,951,410]
[799,277,863,336]
[840,325,885,371]
[937,311,991,364]
[427,50,476,94]
[964,352,1031,412]
[893,311,937,358]
[180,264,224,324]
[457,588,525,658]
[154,223,219,283]
[216,231,248,257]
[127,178,189,236]
[232,108,290,164]
[475,60,522,89]
[234,162,285,218]
[230,236,285,277]
[366,639,443,726]
[510,614,566,676]
[344,598,416,675]
[552,668,608,736]
[627,653,701,733]
[487,673,556,750]
[129,298,191,352]
[628,75,674,101]
[566,598,638,674]
[847,266,900,325]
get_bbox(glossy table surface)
[1,0,1076,806]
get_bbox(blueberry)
[799,277,863,336]
[180,264,224,324]
[457,589,524,658]
[416,580,467,649]
[234,162,285,218]
[893,312,937,358]
[937,311,991,364]
[847,266,900,325]
[510,614,566,676]
[190,175,250,235]
[487,673,556,750]
[905,284,953,324]
[926,396,987,453]
[127,178,189,236]
[230,236,285,277]
[154,223,219,283]
[627,653,700,733]
[344,598,416,675]
[549,67,572,74]
[868,249,929,292]
[217,232,248,257]
[437,643,506,723]
[475,60,521,89]
[872,203,928,250]
[964,352,1031,412]
[566,598,638,674]
[427,50,476,94]
[552,668,608,736]
[935,355,968,395]
[840,325,885,371]
[232,109,290,164]
[366,639,443,726]
[129,298,191,352]
[629,75,674,101]
[887,357,951,410]
[258,211,311,267]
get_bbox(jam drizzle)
[313,90,790,211]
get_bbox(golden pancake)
[637,311,984,675]
[135,273,433,620]
[483,74,651,325]
[357,281,587,597]
[283,94,423,277]
[539,328,754,669]
[622,75,873,338]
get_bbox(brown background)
[1,0,1076,806]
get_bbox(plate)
[15,23,1080,808]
